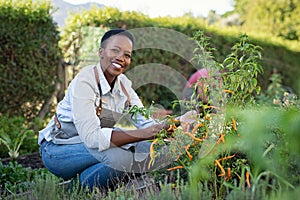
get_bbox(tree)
[233,0,300,41]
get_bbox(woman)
[38,29,169,190]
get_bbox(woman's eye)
[111,49,119,53]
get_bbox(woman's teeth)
[112,63,121,69]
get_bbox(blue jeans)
[40,140,135,189]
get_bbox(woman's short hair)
[100,29,134,48]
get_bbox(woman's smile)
[111,62,122,69]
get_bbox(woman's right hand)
[178,110,197,124]
[143,123,165,139]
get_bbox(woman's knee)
[41,141,98,179]
[100,147,134,172]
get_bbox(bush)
[0,161,49,196]
[0,115,42,158]
[0,0,62,119]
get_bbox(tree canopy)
[233,0,300,41]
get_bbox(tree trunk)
[37,59,66,120]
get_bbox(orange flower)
[224,168,231,181]
[184,132,204,142]
[175,153,182,161]
[167,165,184,171]
[217,133,225,144]
[215,160,226,176]
[148,138,158,169]
[191,123,204,135]
[205,116,210,121]
[204,105,220,110]
[167,124,177,132]
[215,155,235,177]
[231,117,237,131]
[185,144,193,161]
[223,89,234,94]
[246,171,251,188]
[182,122,188,132]
[217,154,235,162]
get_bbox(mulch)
[1,152,45,169]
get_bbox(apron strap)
[120,81,132,108]
[93,66,103,116]
[54,113,61,129]
[93,66,131,116]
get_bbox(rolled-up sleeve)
[71,66,157,151]
[71,67,113,151]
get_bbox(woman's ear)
[99,48,104,59]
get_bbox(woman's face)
[99,35,133,82]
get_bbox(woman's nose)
[116,52,125,60]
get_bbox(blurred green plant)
[0,161,49,196]
[0,130,30,160]
[257,70,299,108]
[0,115,42,158]
[149,31,299,200]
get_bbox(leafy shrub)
[0,0,62,119]
[0,161,49,196]
[0,115,42,158]
[148,32,300,199]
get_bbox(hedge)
[0,0,62,119]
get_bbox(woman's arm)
[110,123,165,147]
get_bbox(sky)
[64,0,234,18]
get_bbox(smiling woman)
[98,30,134,84]
[38,28,173,191]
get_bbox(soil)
[1,152,45,169]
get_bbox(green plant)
[0,161,49,196]
[149,32,299,200]
[0,115,41,158]
[257,70,299,108]
[221,34,263,107]
[0,130,30,160]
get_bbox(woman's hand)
[111,122,166,147]
[178,110,197,124]
[143,123,166,139]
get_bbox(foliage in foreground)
[1,168,300,200]
[148,31,300,199]
[0,161,49,196]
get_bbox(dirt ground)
[1,152,45,169]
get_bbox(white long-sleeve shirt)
[38,63,155,152]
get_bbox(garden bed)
[1,152,45,169]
